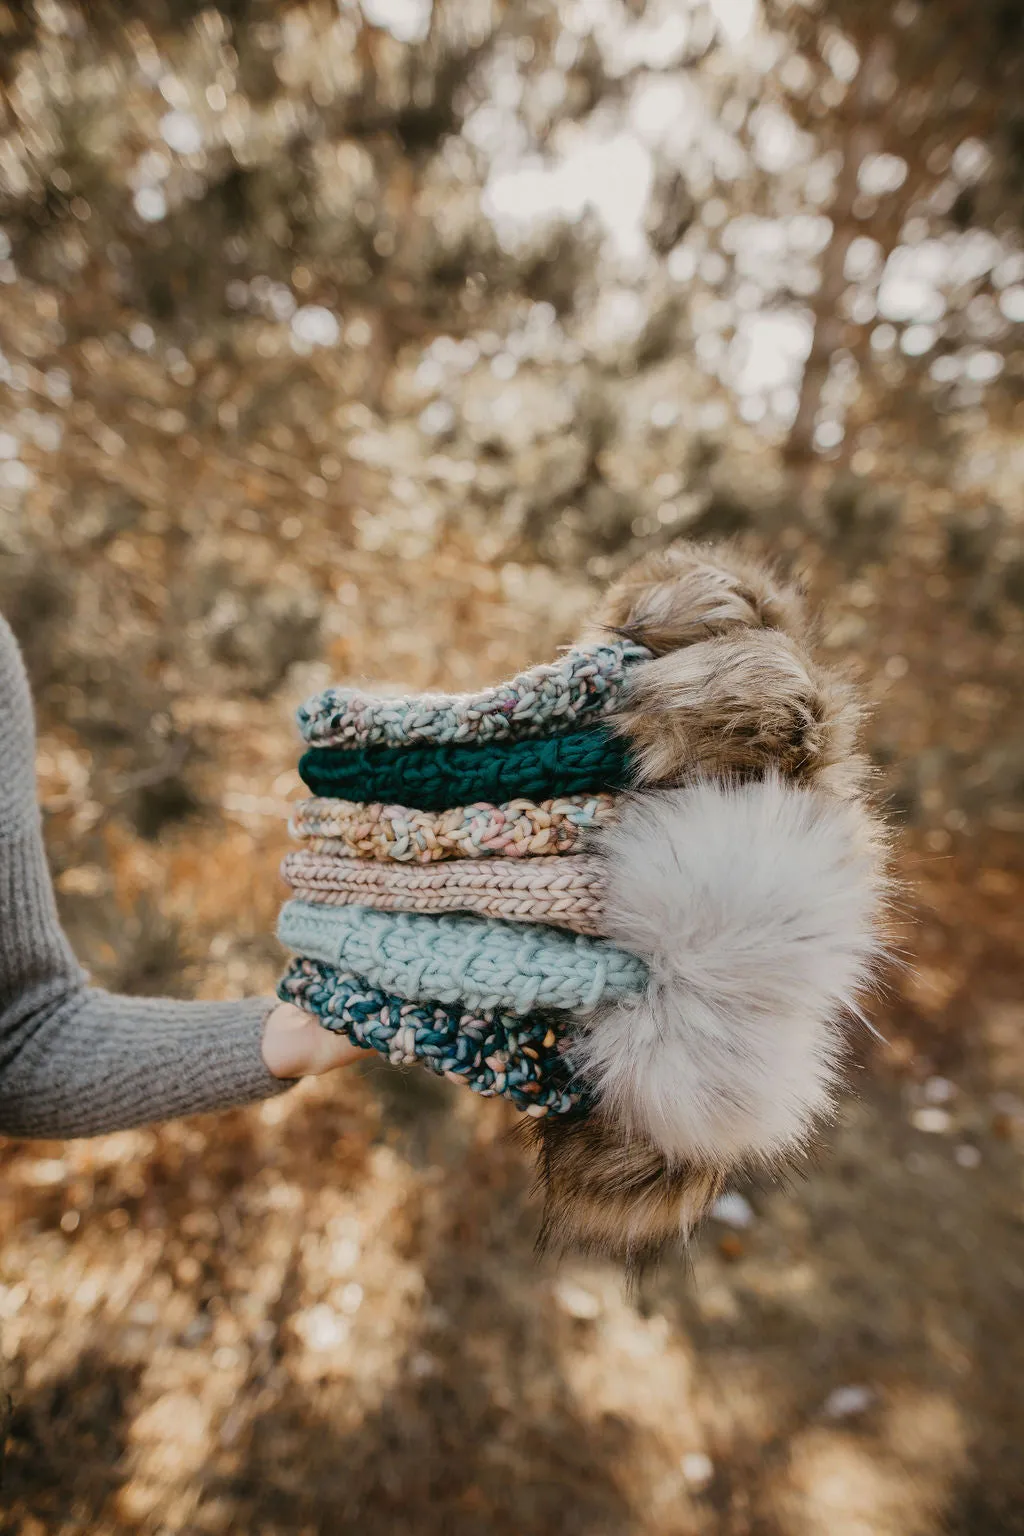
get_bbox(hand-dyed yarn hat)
[278,541,889,1265]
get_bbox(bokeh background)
[0,0,1022,1531]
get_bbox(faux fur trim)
[572,776,884,1168]
[582,539,867,796]
[527,1111,724,1267]
[615,630,868,797]
[588,540,810,654]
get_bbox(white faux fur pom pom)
[575,777,883,1169]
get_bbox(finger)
[297,1016,364,1076]
[262,1001,362,1079]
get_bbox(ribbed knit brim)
[298,728,634,812]
[278,956,587,1116]
[296,640,651,748]
[289,793,618,862]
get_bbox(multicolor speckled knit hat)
[277,541,888,1265]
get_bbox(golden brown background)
[0,1,1021,1531]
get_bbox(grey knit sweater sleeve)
[0,611,290,1138]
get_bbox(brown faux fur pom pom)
[592,541,869,799]
[618,631,867,798]
[527,1111,725,1268]
[588,539,810,654]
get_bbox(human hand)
[261,1001,362,1079]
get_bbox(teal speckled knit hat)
[278,541,888,1264]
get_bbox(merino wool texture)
[279,957,584,1115]
[277,900,647,1014]
[296,640,651,748]
[290,793,618,862]
[299,728,633,812]
[282,851,606,935]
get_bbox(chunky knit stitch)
[277,900,647,1014]
[282,852,606,935]
[296,641,652,748]
[290,794,618,862]
[279,957,586,1115]
[299,728,633,812]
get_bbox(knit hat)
[277,540,888,1265]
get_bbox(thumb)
[261,1001,363,1079]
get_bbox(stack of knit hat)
[277,541,888,1264]
[278,639,649,1116]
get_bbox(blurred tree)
[0,0,1022,510]
[774,0,1024,459]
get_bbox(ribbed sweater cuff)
[0,990,291,1140]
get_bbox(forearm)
[0,609,301,1139]
[0,982,288,1139]
[0,813,299,1139]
